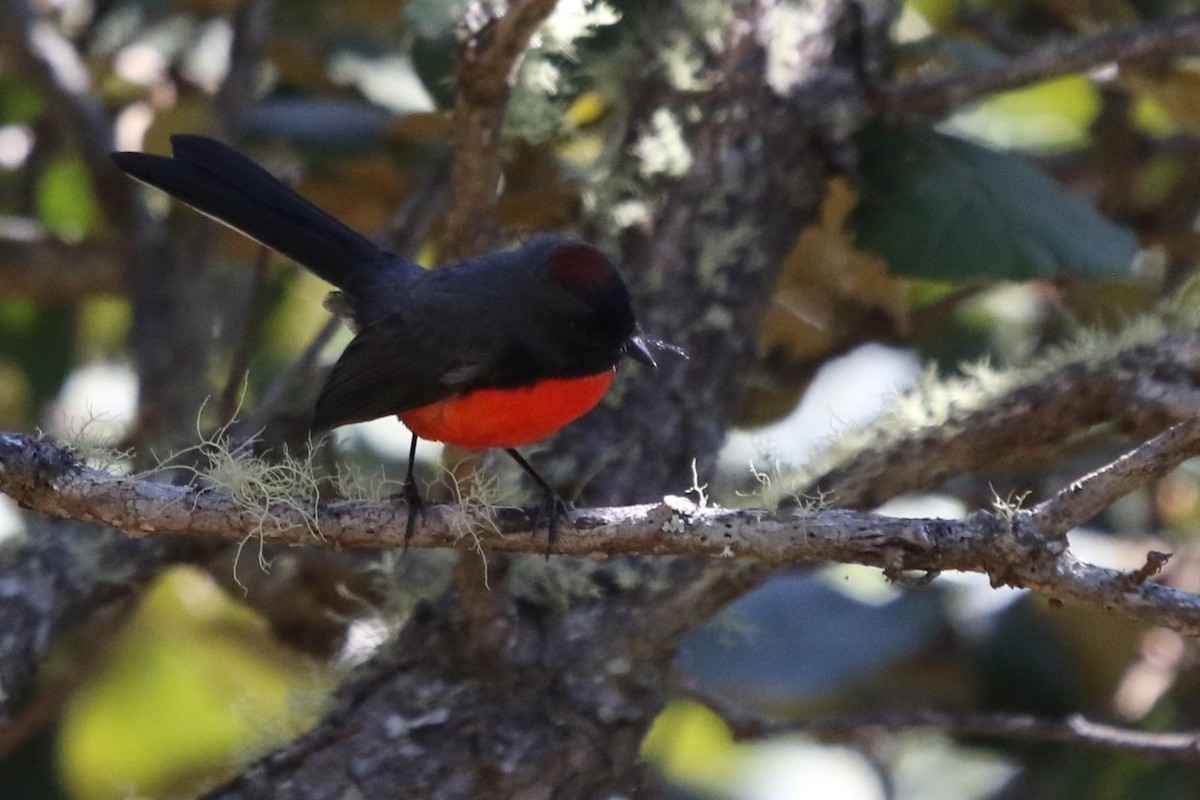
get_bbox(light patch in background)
[536,0,620,55]
[763,2,824,96]
[328,52,435,115]
[181,18,232,94]
[0,125,34,169]
[736,741,885,800]
[721,343,921,469]
[0,494,24,542]
[894,733,1020,800]
[334,416,444,464]
[875,493,967,522]
[113,41,169,85]
[47,362,138,444]
[114,102,155,156]
[940,571,1025,638]
[338,616,390,667]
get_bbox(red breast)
[398,369,616,451]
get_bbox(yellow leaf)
[58,567,332,800]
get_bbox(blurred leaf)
[0,299,74,409]
[76,296,132,361]
[1120,64,1200,136]
[674,575,946,712]
[36,155,101,244]
[1132,94,1180,138]
[945,74,1099,151]
[0,360,31,428]
[1134,152,1187,209]
[58,567,332,800]
[979,599,1079,716]
[641,701,743,795]
[851,125,1139,281]
[760,177,907,364]
[0,77,44,125]
[904,0,958,29]
[566,91,607,127]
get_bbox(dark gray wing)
[310,310,495,432]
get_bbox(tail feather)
[111,135,382,289]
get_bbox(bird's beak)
[624,333,657,368]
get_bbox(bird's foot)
[532,491,574,553]
[388,479,425,550]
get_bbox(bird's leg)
[393,433,424,548]
[505,448,571,549]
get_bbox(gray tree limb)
[3,410,1200,634]
[880,12,1200,118]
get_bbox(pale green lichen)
[503,0,623,144]
[991,488,1031,523]
[762,2,825,96]
[694,222,763,293]
[535,0,621,57]
[657,32,713,92]
[768,303,1199,504]
[58,415,134,474]
[633,108,694,178]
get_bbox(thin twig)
[879,13,1200,119]
[1033,418,1200,537]
[219,244,274,426]
[1121,551,1173,591]
[689,687,1200,764]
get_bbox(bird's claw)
[389,480,426,550]
[533,492,574,552]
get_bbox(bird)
[110,134,658,547]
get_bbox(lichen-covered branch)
[793,328,1200,509]
[5,420,1200,635]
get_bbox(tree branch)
[440,0,559,260]
[1033,420,1200,537]
[879,12,1200,118]
[0,518,216,725]
[5,418,1200,635]
[797,331,1200,509]
[690,693,1200,764]
[0,228,122,301]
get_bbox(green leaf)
[36,154,100,243]
[849,125,1138,281]
[944,74,1099,151]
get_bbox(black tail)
[111,135,383,289]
